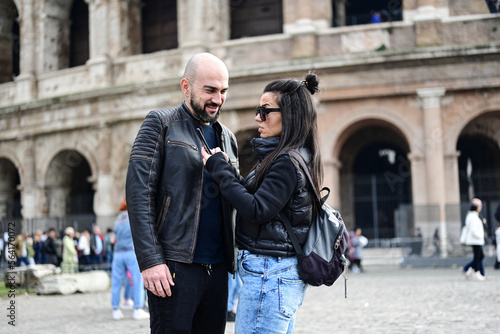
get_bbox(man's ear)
[180,78,190,96]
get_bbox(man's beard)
[191,96,221,124]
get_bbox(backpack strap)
[280,149,323,258]
[280,213,304,257]
[288,150,329,206]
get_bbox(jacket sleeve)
[126,111,166,271]
[206,152,297,224]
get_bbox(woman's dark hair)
[250,71,323,193]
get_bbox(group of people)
[2,224,113,274]
[125,52,324,333]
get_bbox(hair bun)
[303,72,319,95]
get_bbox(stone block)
[35,270,110,295]
[5,264,61,288]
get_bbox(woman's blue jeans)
[111,250,144,309]
[235,250,307,334]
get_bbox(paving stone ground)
[1,264,499,334]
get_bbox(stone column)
[39,0,71,73]
[178,0,229,58]
[21,146,37,219]
[408,152,427,205]
[417,87,448,257]
[15,0,37,102]
[333,0,347,27]
[92,126,115,229]
[324,157,342,209]
[283,0,331,58]
[47,186,70,218]
[86,0,114,87]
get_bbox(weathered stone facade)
[1,0,499,256]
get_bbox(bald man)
[126,53,239,333]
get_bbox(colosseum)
[0,0,499,256]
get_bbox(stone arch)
[43,149,95,220]
[0,155,21,220]
[452,101,500,230]
[323,107,414,239]
[324,106,416,162]
[0,148,23,184]
[39,144,98,187]
[445,97,500,154]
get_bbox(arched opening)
[339,122,412,240]
[236,128,260,179]
[69,0,89,67]
[230,0,283,39]
[0,158,21,221]
[45,150,95,231]
[141,0,178,54]
[332,0,403,27]
[0,0,20,82]
[457,111,500,236]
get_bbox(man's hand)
[202,147,228,165]
[142,263,175,297]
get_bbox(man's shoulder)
[146,105,187,125]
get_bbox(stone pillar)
[333,0,347,27]
[47,186,70,218]
[403,0,449,23]
[417,87,448,257]
[15,0,37,102]
[408,152,427,205]
[178,0,229,57]
[86,0,114,87]
[283,0,331,58]
[40,0,71,73]
[21,146,37,219]
[324,157,342,210]
[92,126,115,229]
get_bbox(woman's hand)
[202,147,228,165]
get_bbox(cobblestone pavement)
[2,265,499,334]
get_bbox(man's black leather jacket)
[126,102,239,274]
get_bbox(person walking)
[126,52,238,333]
[202,72,322,333]
[111,200,149,321]
[462,198,486,281]
[348,228,368,273]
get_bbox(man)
[90,224,104,269]
[43,228,59,266]
[462,198,486,281]
[126,53,238,333]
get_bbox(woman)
[202,72,322,333]
[61,227,78,274]
[462,198,486,281]
[110,200,149,320]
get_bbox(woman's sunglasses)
[254,106,281,121]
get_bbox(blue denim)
[235,250,307,334]
[228,271,242,312]
[111,250,144,309]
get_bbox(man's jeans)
[235,250,307,334]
